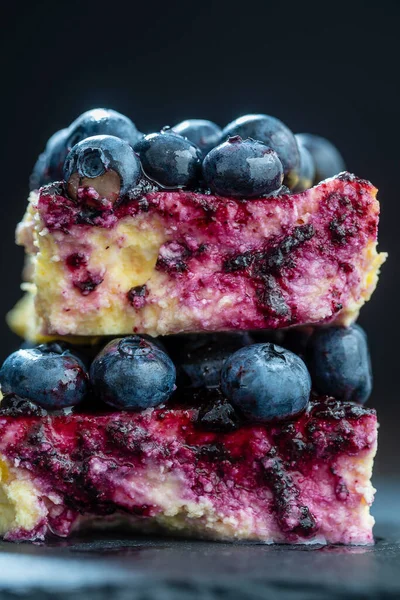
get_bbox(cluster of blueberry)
[31,109,346,201]
[0,325,371,423]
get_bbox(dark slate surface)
[0,479,398,599]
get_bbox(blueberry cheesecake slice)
[11,112,385,340]
[0,331,376,544]
[0,109,384,544]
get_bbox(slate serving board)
[0,479,398,600]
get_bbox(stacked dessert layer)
[0,395,376,544]
[0,109,385,543]
[14,173,383,339]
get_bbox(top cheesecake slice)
[11,172,386,339]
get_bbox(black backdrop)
[0,0,398,474]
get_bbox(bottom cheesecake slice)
[0,397,377,544]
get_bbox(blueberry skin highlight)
[0,347,89,409]
[202,137,283,198]
[64,135,142,197]
[295,133,345,183]
[134,132,202,189]
[306,325,372,404]
[35,340,93,369]
[219,114,300,188]
[66,108,141,150]
[221,343,311,422]
[90,336,176,410]
[172,119,222,155]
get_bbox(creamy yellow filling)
[0,446,377,543]
[0,459,46,536]
[8,188,387,341]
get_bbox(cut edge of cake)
[0,400,378,544]
[8,174,387,342]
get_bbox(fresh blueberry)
[30,128,69,190]
[90,336,176,410]
[0,345,89,409]
[293,143,315,192]
[202,137,283,198]
[30,110,141,191]
[66,108,141,150]
[133,132,202,189]
[219,114,300,188]
[306,325,372,404]
[172,119,222,155]
[34,340,93,369]
[30,152,48,190]
[64,135,142,203]
[221,343,311,422]
[165,332,254,390]
[295,134,345,183]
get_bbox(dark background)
[0,0,398,475]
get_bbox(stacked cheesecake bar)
[0,109,385,543]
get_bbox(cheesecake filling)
[0,397,377,544]
[11,173,386,340]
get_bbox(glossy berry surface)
[172,119,222,155]
[306,325,372,404]
[295,134,345,183]
[30,128,69,190]
[221,343,311,421]
[293,143,315,192]
[202,137,283,198]
[219,114,300,187]
[36,340,93,369]
[66,108,141,150]
[64,135,141,202]
[165,332,254,390]
[90,336,176,410]
[134,132,202,189]
[0,346,89,409]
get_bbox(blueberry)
[90,336,176,410]
[35,340,92,369]
[293,143,315,192]
[172,119,222,155]
[165,332,254,390]
[30,110,141,191]
[219,114,300,188]
[295,134,345,183]
[202,137,283,198]
[133,132,202,189]
[66,108,141,150]
[30,152,48,190]
[306,325,372,404]
[64,135,142,203]
[30,128,69,190]
[221,343,311,422]
[0,346,89,409]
